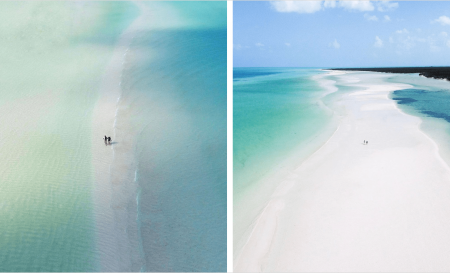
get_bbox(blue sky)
[234,1,450,67]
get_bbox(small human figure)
[104,135,107,145]
[366,140,368,145]
[108,136,111,144]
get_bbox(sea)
[233,68,450,200]
[234,68,337,201]
[388,73,450,171]
[0,2,226,272]
[233,68,342,252]
[116,2,227,271]
[233,67,450,256]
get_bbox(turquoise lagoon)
[388,73,450,170]
[233,68,341,251]
[0,2,226,272]
[233,69,450,255]
[234,68,337,200]
[118,5,227,271]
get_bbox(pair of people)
[363,140,368,145]
[104,135,112,145]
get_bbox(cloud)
[323,0,336,8]
[392,28,425,52]
[255,42,264,47]
[384,15,391,22]
[390,30,428,53]
[339,1,374,12]
[270,0,398,14]
[376,1,399,12]
[389,27,450,54]
[364,14,378,21]
[396,36,416,52]
[234,44,250,50]
[285,43,291,47]
[329,39,340,49]
[432,15,450,26]
[374,36,383,47]
[425,31,450,52]
[270,1,322,14]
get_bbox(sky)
[233,1,450,68]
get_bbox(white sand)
[235,71,450,272]
[91,3,151,271]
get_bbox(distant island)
[330,67,450,81]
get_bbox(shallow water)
[2,2,226,271]
[233,68,335,198]
[113,3,227,272]
[390,77,450,124]
[388,73,450,170]
[0,2,136,271]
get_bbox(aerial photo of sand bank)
[0,2,226,271]
[234,1,450,271]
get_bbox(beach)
[234,70,450,271]
[91,2,227,271]
[0,2,139,271]
[0,2,226,271]
[91,2,145,271]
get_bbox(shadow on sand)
[104,141,118,146]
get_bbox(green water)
[113,2,227,270]
[233,68,335,200]
[0,2,138,271]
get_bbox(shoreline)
[235,70,450,272]
[234,70,342,268]
[91,3,149,271]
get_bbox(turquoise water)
[392,88,450,122]
[389,75,450,123]
[234,68,335,200]
[0,2,138,271]
[387,73,450,167]
[115,2,227,272]
[0,2,221,272]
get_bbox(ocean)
[233,69,450,199]
[115,3,227,271]
[234,68,337,199]
[0,2,138,271]
[233,68,340,252]
[0,2,226,272]
[388,73,450,170]
[233,68,450,270]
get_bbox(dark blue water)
[392,89,450,123]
